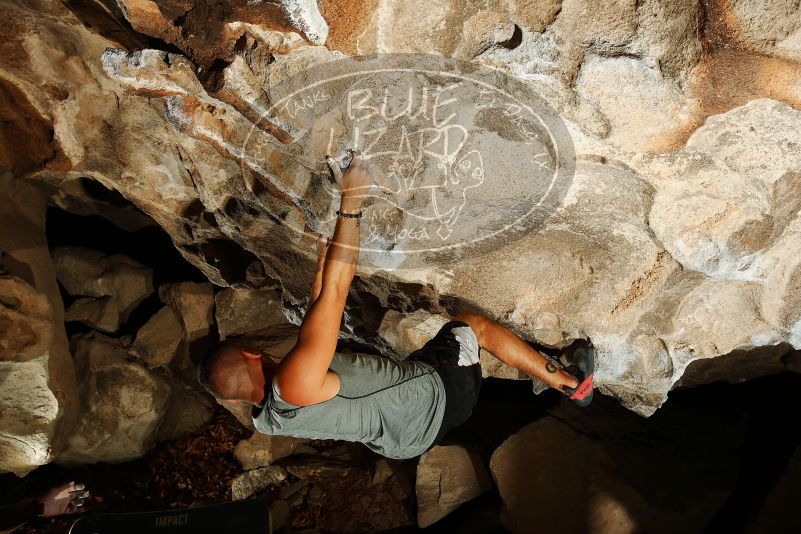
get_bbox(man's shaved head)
[198,339,255,401]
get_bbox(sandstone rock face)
[52,247,153,321]
[726,0,801,61]
[215,288,287,339]
[0,277,63,476]
[0,353,59,476]
[0,170,77,475]
[416,445,492,527]
[59,333,171,465]
[2,0,801,418]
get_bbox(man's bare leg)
[455,310,579,391]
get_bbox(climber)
[198,152,594,460]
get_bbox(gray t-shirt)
[251,351,446,459]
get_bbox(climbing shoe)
[563,344,594,407]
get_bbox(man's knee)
[454,310,489,346]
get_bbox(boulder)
[64,296,120,334]
[234,432,307,470]
[158,281,215,342]
[575,55,693,151]
[58,333,171,465]
[0,353,60,476]
[0,170,77,475]
[0,275,64,475]
[215,288,287,339]
[490,418,652,534]
[52,247,153,320]
[230,465,288,501]
[416,445,492,527]
[130,305,185,367]
[648,99,801,281]
[4,0,801,419]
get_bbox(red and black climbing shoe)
[563,345,594,407]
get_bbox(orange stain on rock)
[318,0,379,56]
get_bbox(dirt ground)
[0,406,418,534]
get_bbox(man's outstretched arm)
[276,154,372,406]
[306,229,328,312]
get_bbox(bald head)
[198,340,259,402]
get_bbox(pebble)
[308,485,323,500]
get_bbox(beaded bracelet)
[336,209,363,219]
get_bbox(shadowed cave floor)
[3,373,801,534]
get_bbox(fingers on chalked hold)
[350,149,363,168]
[325,155,343,182]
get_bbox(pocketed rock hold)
[158,282,215,342]
[130,306,185,367]
[52,247,153,321]
[234,432,307,470]
[416,445,492,528]
[230,465,288,501]
[58,332,171,465]
[215,287,287,339]
[64,296,120,334]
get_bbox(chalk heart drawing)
[243,54,575,267]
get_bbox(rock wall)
[0,169,78,476]
[1,0,801,443]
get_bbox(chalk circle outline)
[240,53,575,259]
